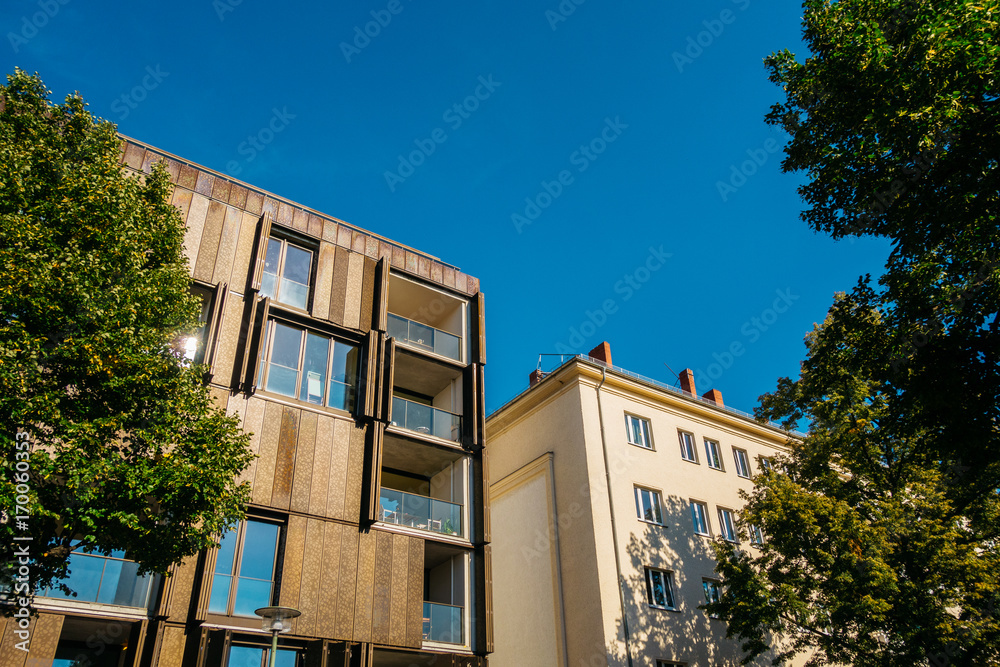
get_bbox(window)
[703,579,722,605]
[634,487,663,524]
[260,237,313,310]
[761,457,774,472]
[733,448,752,478]
[704,439,723,470]
[209,519,281,617]
[749,524,765,546]
[678,430,697,462]
[718,508,737,542]
[258,320,359,411]
[690,500,710,536]
[228,645,299,667]
[182,285,214,364]
[644,568,676,609]
[625,414,652,449]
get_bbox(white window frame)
[749,523,765,546]
[703,579,723,606]
[625,414,653,449]
[644,567,677,610]
[690,500,710,536]
[733,447,752,478]
[634,486,664,525]
[678,430,698,463]
[717,508,738,542]
[704,438,723,470]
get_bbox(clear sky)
[3,0,891,417]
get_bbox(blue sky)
[3,0,891,416]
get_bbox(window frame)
[749,524,765,546]
[634,486,664,525]
[717,507,738,542]
[678,430,698,463]
[703,578,723,607]
[733,447,752,478]
[625,413,653,450]
[690,500,710,536]
[208,518,283,618]
[227,643,301,667]
[644,567,677,610]
[704,438,723,470]
[259,235,316,312]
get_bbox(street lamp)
[254,606,301,667]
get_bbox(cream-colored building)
[485,343,799,667]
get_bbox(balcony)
[423,601,463,645]
[379,488,462,537]
[39,550,155,608]
[389,313,462,362]
[391,396,461,443]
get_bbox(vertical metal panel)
[317,521,343,639]
[212,292,245,392]
[297,518,326,638]
[228,211,262,291]
[195,546,219,621]
[156,563,177,619]
[327,419,352,520]
[476,364,487,451]
[236,397,266,487]
[344,424,366,522]
[359,256,375,334]
[312,241,337,321]
[344,252,364,330]
[199,628,231,667]
[252,400,283,505]
[482,445,491,544]
[194,200,227,282]
[124,619,150,667]
[240,297,270,395]
[310,415,335,517]
[291,410,318,514]
[304,639,330,667]
[472,292,487,365]
[155,625,187,667]
[388,533,410,647]
[327,642,350,667]
[205,282,229,382]
[359,330,379,420]
[335,528,359,640]
[183,194,211,273]
[271,406,301,510]
[484,544,494,653]
[371,531,393,645]
[330,246,350,327]
[472,452,489,546]
[280,515,308,635]
[23,613,62,665]
[372,257,389,333]
[168,554,199,620]
[248,213,274,293]
[360,423,384,525]
[212,205,243,286]
[462,364,479,449]
[405,537,425,649]
[379,338,396,424]
[353,532,377,644]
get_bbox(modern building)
[485,343,801,667]
[1,138,492,667]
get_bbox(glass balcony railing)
[423,601,463,645]
[388,313,462,362]
[391,396,462,443]
[379,488,463,537]
[38,551,155,608]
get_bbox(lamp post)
[254,606,301,667]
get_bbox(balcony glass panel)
[391,396,461,443]
[423,602,463,644]
[379,488,463,537]
[388,313,461,361]
[39,551,154,608]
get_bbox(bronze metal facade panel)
[378,241,393,261]
[212,205,243,286]
[22,613,62,664]
[252,400,283,505]
[271,405,301,509]
[211,296,245,394]
[372,258,389,333]
[280,514,307,634]
[141,150,162,174]
[309,213,324,238]
[262,197,278,219]
[404,251,417,274]
[229,183,248,209]
[0,617,23,667]
[228,211,260,291]
[238,398,266,486]
[291,410,318,514]
[211,177,231,202]
[405,536,425,649]
[351,231,366,255]
[183,194,211,274]
[292,206,309,232]
[170,187,193,225]
[417,256,431,279]
[297,517,326,637]
[312,242,337,322]
[359,257,375,334]
[327,418,352,520]
[365,236,379,259]
[193,200,227,282]
[167,554,199,620]
[336,224,353,249]
[156,625,188,667]
[371,531,393,645]
[353,531,377,643]
[330,246,351,327]
[276,201,293,227]
[245,190,264,215]
[430,261,443,283]
[194,172,214,196]
[391,246,405,269]
[335,527,359,640]
[178,164,198,190]
[344,423,366,522]
[124,142,146,169]
[389,533,410,647]
[310,415,335,516]
[443,266,456,289]
[322,219,338,242]
[344,252,364,330]
[316,521,343,639]
[456,272,469,295]
[208,386,228,410]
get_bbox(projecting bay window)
[258,320,359,411]
[260,237,313,310]
[209,519,281,617]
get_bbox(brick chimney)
[588,341,612,366]
[702,388,723,406]
[529,369,545,387]
[679,368,697,396]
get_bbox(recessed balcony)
[388,313,462,362]
[423,601,463,644]
[388,273,468,364]
[38,550,156,609]
[391,395,462,443]
[379,488,462,538]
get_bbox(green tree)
[0,70,253,602]
[707,1,1000,664]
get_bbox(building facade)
[485,343,800,667]
[1,138,492,667]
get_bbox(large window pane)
[299,332,329,405]
[233,578,273,617]
[229,646,265,667]
[210,520,280,617]
[266,322,302,397]
[240,522,279,581]
[260,238,282,301]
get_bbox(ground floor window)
[229,645,300,666]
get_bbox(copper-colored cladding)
[406,537,425,648]
[167,554,199,620]
[336,528,360,639]
[193,200,226,282]
[360,257,376,334]
[295,518,325,638]
[343,252,365,330]
[194,171,214,197]
[252,401,283,505]
[211,207,242,286]
[0,614,61,665]
[157,625,187,667]
[270,406,300,509]
[289,411,317,515]
[371,531,394,644]
[389,533,410,647]
[279,515,307,635]
[316,522,343,639]
[330,245,351,326]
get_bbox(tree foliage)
[0,70,253,601]
[707,1,1000,665]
